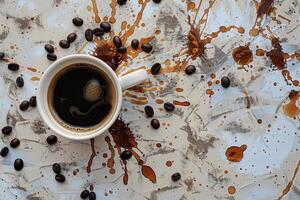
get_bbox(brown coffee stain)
[206,89,214,96]
[283,90,300,119]
[256,48,265,56]
[124,92,147,101]
[187,1,196,11]
[156,99,164,104]
[232,45,253,66]
[276,160,300,200]
[202,26,245,44]
[109,0,117,24]
[27,67,37,72]
[278,14,291,23]
[127,99,148,105]
[166,160,172,167]
[123,160,129,185]
[266,37,286,70]
[105,136,116,174]
[142,165,157,183]
[173,100,191,107]
[228,186,236,195]
[86,139,96,173]
[30,76,40,81]
[91,0,101,23]
[176,88,184,92]
[225,144,247,162]
[155,29,161,35]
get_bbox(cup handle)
[118,69,149,90]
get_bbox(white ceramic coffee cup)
[37,54,148,140]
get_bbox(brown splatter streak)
[109,0,117,24]
[105,136,116,174]
[86,139,96,173]
[232,45,253,66]
[225,144,247,162]
[283,90,300,119]
[91,0,101,23]
[173,100,191,107]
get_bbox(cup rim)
[37,54,122,140]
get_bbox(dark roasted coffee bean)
[52,163,61,174]
[151,119,160,129]
[55,174,65,183]
[221,76,230,88]
[72,17,83,27]
[93,28,105,37]
[0,147,9,157]
[141,43,152,53]
[153,0,162,3]
[164,102,175,111]
[117,47,127,53]
[8,63,19,71]
[10,138,20,148]
[80,190,90,199]
[113,36,122,48]
[185,65,196,75]
[120,150,132,160]
[19,100,30,111]
[151,63,161,75]
[44,44,54,53]
[0,52,4,60]
[144,105,154,117]
[2,126,12,135]
[171,172,181,181]
[59,40,70,49]
[47,53,57,61]
[100,22,111,33]
[16,76,24,88]
[29,96,37,107]
[67,33,77,43]
[14,158,24,171]
[131,39,139,49]
[89,192,96,200]
[85,29,93,41]
[47,135,57,145]
[117,0,127,5]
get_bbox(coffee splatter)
[283,90,300,119]
[86,139,96,173]
[225,144,247,162]
[228,185,236,195]
[232,45,253,66]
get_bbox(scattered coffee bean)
[59,40,70,49]
[8,63,19,71]
[10,138,20,148]
[29,96,37,107]
[120,150,132,160]
[117,47,127,53]
[0,147,9,157]
[85,29,93,41]
[0,52,4,60]
[2,126,12,135]
[55,174,65,183]
[80,190,90,199]
[153,0,162,3]
[44,44,54,53]
[113,36,122,48]
[185,65,196,75]
[171,172,181,181]
[93,28,105,37]
[89,192,96,200]
[52,163,61,174]
[131,39,139,49]
[67,33,77,43]
[47,135,57,145]
[117,0,127,5]
[221,76,230,88]
[151,63,161,75]
[144,105,154,117]
[141,43,152,53]
[72,17,83,27]
[19,100,30,111]
[47,53,57,61]
[100,22,111,33]
[14,158,24,171]
[164,102,175,111]
[16,76,24,88]
[151,119,160,129]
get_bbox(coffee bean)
[117,47,127,53]
[67,33,77,43]
[164,102,175,111]
[47,53,57,61]
[85,29,93,41]
[113,36,122,48]
[8,63,19,71]
[29,96,37,107]
[80,190,90,199]
[171,172,181,181]
[19,100,30,111]
[16,76,24,88]
[52,163,61,174]
[44,44,54,53]
[0,147,9,157]
[117,0,127,5]
[221,76,230,88]
[59,40,70,49]
[131,39,139,49]
[55,174,65,183]
[93,28,105,37]
[0,52,4,60]
[151,63,161,75]
[10,138,20,148]
[144,105,154,117]
[47,135,57,145]
[14,158,24,171]
[151,119,160,129]
[72,17,83,27]
[185,65,196,75]
[2,126,12,135]
[89,192,96,200]
[153,0,162,3]
[120,150,132,160]
[100,22,111,33]
[141,43,152,53]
